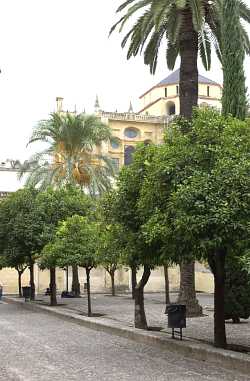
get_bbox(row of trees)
[111,0,250,319]
[109,0,250,349]
[0,185,170,318]
[0,0,249,353]
[1,108,250,349]
[102,108,250,348]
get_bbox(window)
[124,145,135,165]
[165,88,168,97]
[110,139,120,149]
[111,158,120,172]
[176,85,179,95]
[166,101,176,115]
[207,86,210,97]
[124,128,139,139]
[200,102,209,108]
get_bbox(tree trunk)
[72,265,80,297]
[178,8,200,316]
[17,270,23,298]
[131,265,137,299]
[49,267,57,306]
[110,269,115,296]
[134,265,151,329]
[29,263,35,301]
[179,8,199,118]
[178,261,202,317]
[211,249,227,348]
[163,265,170,305]
[85,268,92,317]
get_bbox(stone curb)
[4,296,250,376]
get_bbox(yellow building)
[139,68,222,116]
[96,68,221,172]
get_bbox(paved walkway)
[0,302,249,381]
[31,292,250,350]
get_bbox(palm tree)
[20,112,115,195]
[110,0,250,118]
[110,0,250,316]
[20,112,115,297]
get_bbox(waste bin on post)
[22,286,31,302]
[165,304,186,340]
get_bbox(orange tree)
[140,109,250,348]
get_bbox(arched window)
[166,101,176,116]
[124,145,135,165]
[124,127,139,139]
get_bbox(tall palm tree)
[20,112,115,195]
[110,0,250,118]
[110,0,250,316]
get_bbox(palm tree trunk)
[179,8,199,118]
[134,265,151,329]
[177,9,201,316]
[178,261,202,316]
[49,267,57,306]
[72,265,81,297]
[163,265,170,305]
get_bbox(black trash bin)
[165,304,186,339]
[22,286,31,302]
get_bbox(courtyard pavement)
[0,302,249,381]
[28,292,250,350]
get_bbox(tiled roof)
[157,69,220,86]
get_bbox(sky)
[0,0,249,162]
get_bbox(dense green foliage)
[0,188,42,267]
[107,144,162,269]
[41,215,98,315]
[139,110,250,261]
[36,186,93,248]
[224,253,250,322]
[41,215,98,270]
[222,0,247,119]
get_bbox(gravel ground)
[31,292,250,349]
[0,301,249,381]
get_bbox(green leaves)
[21,112,115,194]
[41,215,98,270]
[137,109,250,264]
[111,0,250,74]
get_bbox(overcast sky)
[0,0,249,162]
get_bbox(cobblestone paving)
[0,302,249,381]
[36,292,250,348]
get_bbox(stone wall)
[0,262,214,295]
